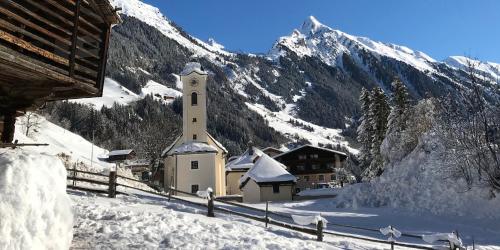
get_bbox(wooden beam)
[69,0,81,77]
[0,29,69,66]
[97,24,110,93]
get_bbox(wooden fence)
[66,169,465,250]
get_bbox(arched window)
[191,92,198,106]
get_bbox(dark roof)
[273,144,347,159]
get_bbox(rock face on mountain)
[45,0,499,158]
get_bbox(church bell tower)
[180,62,208,143]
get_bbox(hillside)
[42,0,499,159]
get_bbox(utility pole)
[90,129,94,169]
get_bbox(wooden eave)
[86,0,121,25]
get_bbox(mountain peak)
[300,16,328,35]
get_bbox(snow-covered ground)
[15,113,111,169]
[73,78,140,109]
[70,190,408,250]
[72,78,182,109]
[141,80,182,104]
[239,198,500,249]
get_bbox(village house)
[261,147,284,157]
[273,144,347,193]
[239,154,296,203]
[225,146,264,195]
[162,63,227,196]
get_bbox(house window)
[319,175,325,181]
[304,176,310,182]
[193,134,197,140]
[331,174,335,181]
[297,165,305,171]
[191,161,198,169]
[311,164,320,170]
[311,154,319,159]
[191,92,198,106]
[298,154,306,160]
[272,184,280,193]
[192,118,197,122]
[191,184,199,194]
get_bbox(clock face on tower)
[190,79,198,86]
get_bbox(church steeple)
[180,62,208,143]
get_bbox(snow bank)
[336,132,500,219]
[0,149,73,249]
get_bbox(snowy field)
[243,198,500,249]
[69,190,411,250]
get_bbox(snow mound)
[335,132,500,219]
[0,149,73,249]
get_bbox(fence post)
[168,186,172,202]
[316,219,323,241]
[207,191,214,217]
[265,201,269,228]
[390,225,395,250]
[72,163,76,187]
[108,171,117,198]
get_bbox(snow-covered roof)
[108,149,135,156]
[161,132,227,157]
[169,141,218,155]
[240,154,296,188]
[161,135,182,157]
[273,144,347,159]
[226,147,264,171]
[207,132,228,154]
[180,62,207,76]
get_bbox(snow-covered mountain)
[270,16,437,73]
[444,56,500,83]
[50,0,498,157]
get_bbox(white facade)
[163,63,227,196]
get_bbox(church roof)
[161,132,227,157]
[180,62,207,76]
[169,141,218,155]
[239,154,296,189]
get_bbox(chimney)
[248,140,254,155]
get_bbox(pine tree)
[387,78,410,134]
[356,88,373,175]
[365,87,390,178]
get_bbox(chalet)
[162,63,227,196]
[0,0,120,143]
[239,154,296,203]
[261,146,284,157]
[99,149,136,170]
[225,146,263,195]
[273,144,347,192]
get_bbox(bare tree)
[438,59,500,191]
[20,112,42,137]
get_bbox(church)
[162,63,227,196]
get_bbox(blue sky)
[143,0,500,63]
